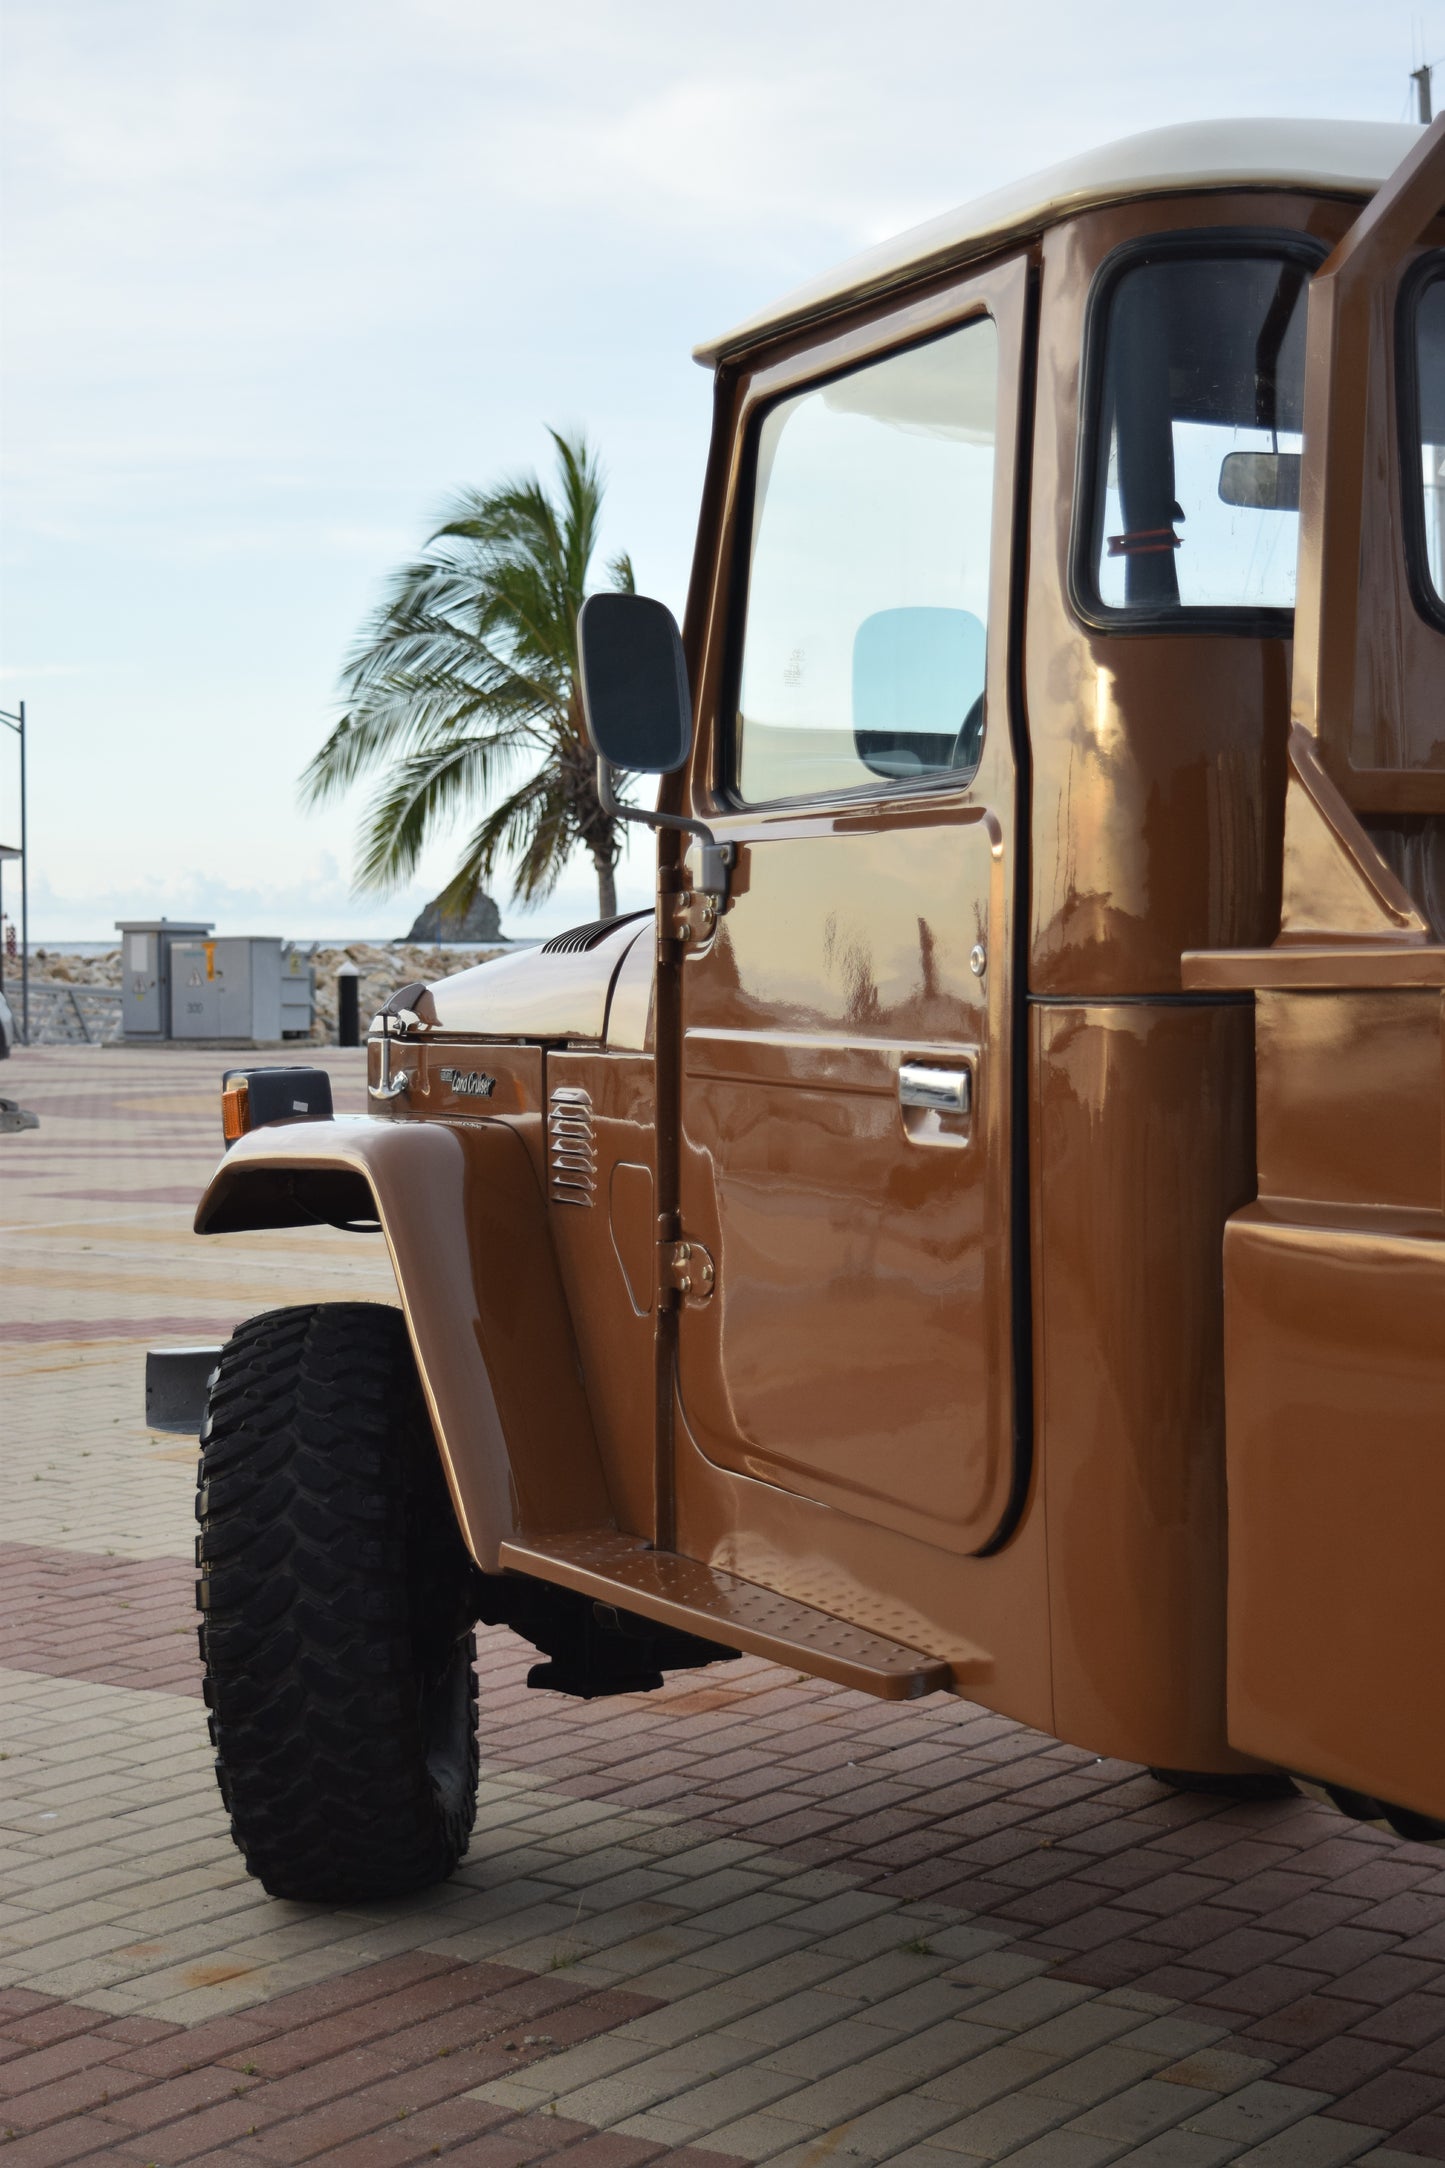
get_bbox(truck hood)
[413,910,652,1045]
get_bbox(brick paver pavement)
[5,1047,1445,2166]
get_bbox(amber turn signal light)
[219,1066,334,1149]
[221,1080,251,1143]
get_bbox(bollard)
[336,962,360,1048]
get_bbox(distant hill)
[404,890,503,943]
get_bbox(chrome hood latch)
[368,992,427,1103]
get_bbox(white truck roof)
[694,118,1420,368]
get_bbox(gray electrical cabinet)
[280,947,315,1038]
[117,920,214,1041]
[117,922,314,1043]
[169,937,286,1042]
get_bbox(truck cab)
[180,116,1445,1902]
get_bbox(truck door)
[1185,120,1445,1823]
[674,258,1030,1558]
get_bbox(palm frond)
[302,426,633,915]
[351,737,522,891]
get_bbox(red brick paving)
[13,1536,1445,2150]
[0,1546,203,1696]
[0,1966,742,2168]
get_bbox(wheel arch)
[195,1117,614,1568]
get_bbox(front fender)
[194,1117,614,1570]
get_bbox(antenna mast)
[1414,62,1434,124]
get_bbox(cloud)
[3,0,1436,928]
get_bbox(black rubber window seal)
[1068,226,1330,641]
[1396,249,1445,639]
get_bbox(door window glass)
[1413,266,1445,606]
[734,318,998,805]
[1083,252,1312,621]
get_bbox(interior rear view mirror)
[577,592,694,774]
[1219,450,1302,512]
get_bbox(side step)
[497,1530,969,1701]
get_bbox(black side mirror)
[577,592,693,773]
[575,590,730,900]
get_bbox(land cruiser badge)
[439,1067,496,1098]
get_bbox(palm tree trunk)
[594,855,618,920]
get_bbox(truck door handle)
[898,1061,972,1115]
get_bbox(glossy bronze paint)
[674,256,1025,1570]
[644,194,1351,1756]
[1254,990,1443,1212]
[543,1048,658,1537]
[675,815,1009,1555]
[1025,192,1359,997]
[1224,984,1445,1806]
[1017,191,1361,1771]
[618,248,1056,1723]
[194,1110,613,1570]
[1184,119,1445,1815]
[1225,1191,1445,1816]
[366,1036,548,1183]
[1032,999,1261,1771]
[192,133,1445,1803]
[1289,119,1445,810]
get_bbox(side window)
[1408,261,1445,612]
[1079,248,1314,625]
[733,317,998,806]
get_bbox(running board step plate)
[496,1530,968,1700]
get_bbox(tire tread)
[197,1302,478,1902]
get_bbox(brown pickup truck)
[164,114,1445,1902]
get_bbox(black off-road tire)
[196,1303,479,1902]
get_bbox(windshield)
[1082,248,1313,624]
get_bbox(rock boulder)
[404,890,503,943]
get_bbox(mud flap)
[145,1345,224,1433]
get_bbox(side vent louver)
[541,909,652,955]
[548,1086,596,1206]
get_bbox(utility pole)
[1414,62,1434,124]
[0,701,28,1045]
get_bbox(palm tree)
[302,429,635,922]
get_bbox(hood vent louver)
[548,1086,596,1206]
[541,909,652,956]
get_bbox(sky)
[2,0,1438,943]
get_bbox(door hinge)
[661,1236,715,1304]
[658,885,720,950]
[657,849,733,953]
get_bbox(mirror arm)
[598,758,733,899]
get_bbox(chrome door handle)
[898,1061,972,1115]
